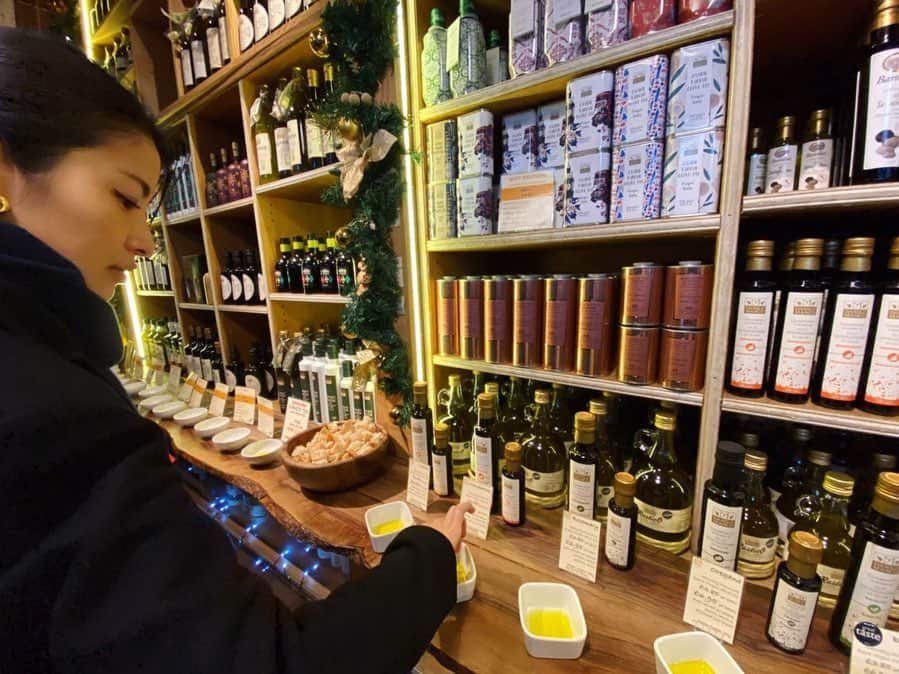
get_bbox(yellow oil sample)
[372,519,405,536]
[456,560,470,584]
[670,661,716,674]
[526,608,574,639]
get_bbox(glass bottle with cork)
[438,374,473,490]
[858,236,899,415]
[774,448,832,557]
[767,238,826,403]
[765,115,799,193]
[472,392,500,512]
[432,422,454,498]
[811,238,876,408]
[522,389,567,509]
[791,471,855,608]
[567,411,597,519]
[501,441,525,527]
[766,531,824,654]
[699,441,746,570]
[798,109,833,190]
[590,399,621,521]
[830,472,899,652]
[252,85,278,184]
[605,472,638,571]
[744,126,767,195]
[738,450,780,580]
[410,381,434,471]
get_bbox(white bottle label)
[206,27,222,70]
[839,542,899,645]
[740,532,778,564]
[799,138,833,189]
[181,50,194,87]
[218,17,230,61]
[820,293,875,402]
[700,500,744,569]
[433,454,449,495]
[730,290,774,391]
[274,126,291,174]
[190,40,208,80]
[225,368,237,390]
[765,144,798,193]
[286,0,301,17]
[768,582,818,651]
[597,483,614,511]
[305,120,324,160]
[635,499,692,534]
[450,440,470,475]
[502,474,521,524]
[258,273,266,301]
[238,14,254,51]
[255,133,273,177]
[474,434,493,483]
[269,0,285,28]
[245,374,262,394]
[818,563,846,599]
[201,358,213,381]
[410,417,430,465]
[864,294,899,408]
[568,459,595,517]
[253,2,269,41]
[605,509,631,567]
[525,467,565,495]
[745,153,767,195]
[864,48,899,171]
[773,291,824,395]
[212,369,222,385]
[230,274,242,302]
[242,273,255,301]
[287,119,303,167]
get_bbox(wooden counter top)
[161,420,848,673]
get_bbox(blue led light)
[254,558,263,567]
[311,562,319,572]
[305,545,312,553]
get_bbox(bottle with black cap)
[699,441,747,570]
[410,381,434,472]
[766,530,824,654]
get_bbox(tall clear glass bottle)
[590,399,621,521]
[438,374,472,490]
[252,85,278,184]
[774,448,832,556]
[522,389,567,509]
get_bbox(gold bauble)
[337,117,362,143]
[308,27,330,59]
[360,92,373,105]
[335,226,353,248]
[389,406,402,423]
[340,324,357,340]
[347,92,361,106]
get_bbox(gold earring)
[0,195,9,213]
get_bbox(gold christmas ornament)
[389,406,402,423]
[335,225,353,248]
[352,349,382,391]
[337,117,362,143]
[340,92,351,104]
[348,92,361,106]
[309,27,330,59]
[360,92,373,105]
[341,325,358,340]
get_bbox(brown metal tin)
[436,276,459,355]
[620,262,664,326]
[484,275,513,363]
[512,275,543,367]
[576,274,618,376]
[659,328,708,392]
[662,261,714,329]
[617,325,660,385]
[458,276,484,360]
[543,275,577,371]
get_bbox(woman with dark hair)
[0,27,470,673]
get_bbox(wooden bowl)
[280,422,389,493]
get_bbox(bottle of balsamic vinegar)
[744,126,768,196]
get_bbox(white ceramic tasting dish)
[654,632,744,674]
[123,380,147,397]
[518,582,587,660]
[241,439,284,466]
[211,426,252,452]
[456,542,477,603]
[364,501,414,554]
[194,416,231,438]
[152,400,187,419]
[173,406,209,427]
[138,384,167,399]
[138,394,173,413]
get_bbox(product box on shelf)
[458,109,495,178]
[537,100,567,169]
[502,109,539,174]
[613,55,669,146]
[662,129,724,216]
[458,176,495,236]
[564,150,611,226]
[426,119,458,184]
[566,71,615,155]
[666,38,730,136]
[612,141,664,222]
[553,168,565,228]
[497,170,556,233]
[586,0,629,51]
[510,0,546,78]
[428,181,458,239]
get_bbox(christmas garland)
[312,0,413,425]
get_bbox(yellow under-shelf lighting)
[124,272,145,359]
[79,0,92,56]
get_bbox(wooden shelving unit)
[269,292,352,304]
[742,183,899,215]
[136,289,175,298]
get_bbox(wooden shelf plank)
[136,289,175,298]
[427,216,720,253]
[432,355,703,407]
[165,210,201,226]
[269,292,351,304]
[255,163,341,202]
[203,196,256,218]
[218,304,268,314]
[179,302,215,311]
[91,0,131,46]
[742,183,899,215]
[721,392,899,438]
[419,12,734,124]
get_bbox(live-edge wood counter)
[161,420,848,673]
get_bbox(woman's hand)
[431,502,474,552]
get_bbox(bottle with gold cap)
[699,441,746,570]
[606,472,638,570]
[774,448,832,557]
[437,374,473,490]
[567,412,598,519]
[859,0,899,182]
[501,441,525,526]
[850,452,899,535]
[811,238,877,408]
[764,115,799,193]
[738,450,779,580]
[767,238,826,403]
[798,109,834,190]
[791,471,855,608]
[322,63,340,165]
[830,472,899,652]
[472,392,500,509]
[522,389,567,509]
[766,530,824,654]
[590,399,622,520]
[744,126,768,196]
[432,422,453,497]
[726,240,777,397]
[633,410,693,554]
[303,68,325,169]
[496,376,530,447]
[858,236,899,415]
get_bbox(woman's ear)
[0,144,22,218]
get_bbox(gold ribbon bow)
[337,129,397,200]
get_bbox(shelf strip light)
[124,273,145,359]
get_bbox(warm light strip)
[79,0,92,55]
[395,0,426,380]
[124,272,145,359]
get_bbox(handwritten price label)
[558,511,601,583]
[682,556,745,644]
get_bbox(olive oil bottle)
[501,441,525,527]
[522,390,567,509]
[590,399,622,521]
[567,412,597,519]
[858,237,899,415]
[744,126,767,195]
[432,422,454,497]
[438,374,473,490]
[774,449,832,557]
[472,392,500,512]
[766,531,824,654]
[606,472,638,571]
[698,441,746,570]
[849,452,899,536]
[765,115,799,193]
[410,381,434,469]
[738,450,779,580]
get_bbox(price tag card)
[682,556,745,644]
[179,372,198,402]
[257,397,275,438]
[167,365,182,392]
[851,622,899,674]
[459,477,493,540]
[233,386,257,425]
[281,397,311,441]
[406,460,431,512]
[189,377,208,408]
[445,18,460,72]
[558,511,602,583]
[498,172,555,233]
[209,383,229,417]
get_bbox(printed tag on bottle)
[864,294,899,408]
[568,460,595,517]
[821,293,875,401]
[191,41,208,80]
[286,0,301,17]
[274,127,291,174]
[700,500,743,569]
[181,50,194,88]
[799,138,833,189]
[559,511,601,583]
[474,434,493,484]
[179,372,198,402]
[445,18,461,72]
[305,120,324,160]
[765,145,798,193]
[605,510,631,567]
[740,533,777,564]
[406,459,431,512]
[286,119,303,167]
[190,377,208,408]
[525,467,565,495]
[433,454,450,496]
[233,385,257,424]
[167,365,182,393]
[850,622,899,674]
[450,440,471,475]
[730,291,774,390]
[206,28,223,70]
[839,542,899,646]
[635,499,691,534]
[774,507,795,556]
[818,563,847,601]
[238,14,254,52]
[209,383,229,417]
[683,556,745,644]
[768,582,818,651]
[255,133,273,177]
[257,396,275,437]
[269,0,285,28]
[410,417,430,465]
[864,48,899,171]
[218,17,230,61]
[502,474,521,525]
[773,291,823,395]
[253,2,269,41]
